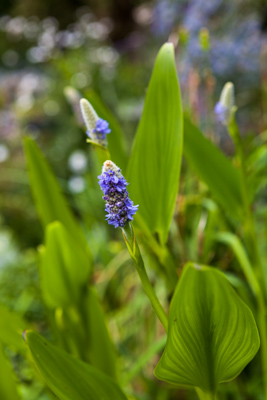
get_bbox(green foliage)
[0,303,27,354]
[24,331,127,400]
[127,43,183,244]
[39,222,117,379]
[24,138,91,261]
[24,141,117,379]
[155,263,260,394]
[0,345,21,400]
[83,288,117,380]
[1,37,265,400]
[215,232,260,296]
[183,116,244,219]
[40,221,90,308]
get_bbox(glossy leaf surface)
[127,43,183,244]
[155,263,259,393]
[183,116,244,219]
[25,331,127,400]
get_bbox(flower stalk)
[122,222,168,332]
[98,160,168,331]
[226,104,267,399]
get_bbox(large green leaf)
[24,138,91,260]
[24,331,127,400]
[127,43,183,244]
[0,345,21,400]
[40,221,90,308]
[85,90,128,171]
[0,303,27,354]
[183,116,244,219]
[154,263,259,395]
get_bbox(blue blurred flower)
[214,102,229,124]
[151,0,179,36]
[98,160,138,228]
[151,0,265,86]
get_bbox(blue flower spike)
[98,160,138,228]
[80,98,111,146]
[214,82,235,126]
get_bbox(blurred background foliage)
[0,0,267,399]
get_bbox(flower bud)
[199,28,210,52]
[179,27,190,47]
[214,82,235,126]
[80,98,111,146]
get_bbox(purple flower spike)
[98,160,138,228]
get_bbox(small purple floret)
[86,118,111,144]
[93,118,111,139]
[98,163,138,228]
[214,101,229,125]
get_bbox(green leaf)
[24,331,127,400]
[40,221,90,308]
[85,90,128,171]
[154,263,259,394]
[0,303,27,354]
[24,138,91,261]
[127,43,183,244]
[82,288,117,380]
[183,116,244,219]
[0,345,21,400]
[214,232,261,297]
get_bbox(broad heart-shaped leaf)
[40,221,90,308]
[0,303,27,354]
[24,138,92,266]
[127,43,183,244]
[0,344,21,400]
[84,90,128,171]
[154,263,260,394]
[24,331,127,400]
[183,116,244,220]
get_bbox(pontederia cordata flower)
[98,160,138,228]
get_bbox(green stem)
[122,223,168,332]
[195,387,218,400]
[228,115,267,399]
[135,214,178,289]
[228,116,264,283]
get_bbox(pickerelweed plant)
[4,42,265,400]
